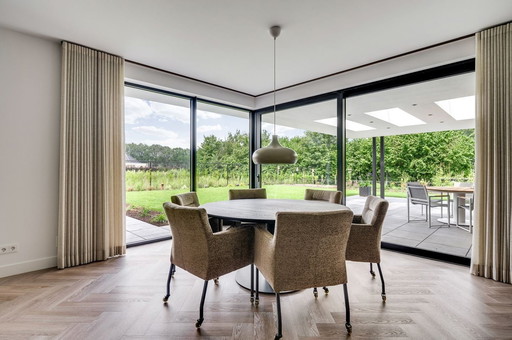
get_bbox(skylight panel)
[364,108,425,127]
[315,117,375,131]
[435,96,475,120]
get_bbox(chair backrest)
[304,189,342,204]
[272,209,353,291]
[360,196,390,228]
[229,188,267,200]
[170,192,200,207]
[163,202,211,277]
[407,184,428,202]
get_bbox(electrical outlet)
[0,243,18,254]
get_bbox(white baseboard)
[0,256,57,278]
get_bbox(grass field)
[126,185,406,212]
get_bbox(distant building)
[125,153,149,169]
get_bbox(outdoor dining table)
[426,186,474,225]
[200,198,351,293]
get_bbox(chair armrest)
[346,223,381,263]
[254,227,275,285]
[208,226,254,278]
[352,215,363,223]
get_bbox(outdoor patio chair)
[456,195,474,233]
[162,202,254,329]
[406,183,450,227]
[254,209,354,338]
[345,196,389,301]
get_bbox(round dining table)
[200,198,351,293]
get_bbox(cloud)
[197,110,221,120]
[125,97,152,124]
[262,123,300,136]
[124,97,190,124]
[197,124,222,134]
[132,125,178,138]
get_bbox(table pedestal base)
[235,265,296,294]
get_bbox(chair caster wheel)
[254,298,259,306]
[250,296,254,303]
[370,270,376,277]
[382,293,386,302]
[323,287,329,295]
[274,334,282,339]
[345,322,352,334]
[313,287,318,298]
[195,318,204,328]
[214,278,219,285]
[163,295,169,303]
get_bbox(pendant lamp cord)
[273,35,276,136]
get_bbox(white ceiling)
[0,0,511,96]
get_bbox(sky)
[124,96,305,149]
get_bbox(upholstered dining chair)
[169,192,221,284]
[254,209,354,338]
[345,195,389,302]
[304,188,342,204]
[228,188,267,200]
[226,188,267,228]
[162,202,254,329]
[304,188,342,297]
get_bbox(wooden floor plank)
[1,240,512,339]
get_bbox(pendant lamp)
[252,26,298,165]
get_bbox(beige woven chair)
[304,188,343,296]
[226,188,267,228]
[304,188,342,204]
[346,195,389,302]
[228,188,267,200]
[254,209,354,338]
[162,202,254,328]
[170,191,200,207]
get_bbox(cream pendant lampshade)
[252,26,298,165]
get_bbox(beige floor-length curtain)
[58,42,126,269]
[471,22,512,283]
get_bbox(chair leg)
[370,263,376,277]
[163,263,175,302]
[250,264,254,303]
[275,292,283,339]
[377,263,386,302]
[343,283,352,334]
[195,280,209,328]
[407,197,410,222]
[313,287,318,298]
[255,267,260,306]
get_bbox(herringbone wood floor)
[1,241,511,339]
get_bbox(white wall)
[0,27,61,277]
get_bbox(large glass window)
[196,101,250,203]
[345,72,475,258]
[260,99,338,199]
[124,86,191,245]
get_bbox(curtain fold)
[58,42,125,269]
[471,23,512,283]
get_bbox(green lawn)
[126,185,406,212]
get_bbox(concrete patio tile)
[385,229,432,242]
[416,242,469,257]
[381,235,421,247]
[422,233,472,248]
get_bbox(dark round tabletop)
[200,198,350,223]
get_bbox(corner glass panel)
[345,72,475,258]
[196,101,250,203]
[260,99,338,199]
[124,87,191,245]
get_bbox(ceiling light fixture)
[252,26,297,165]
